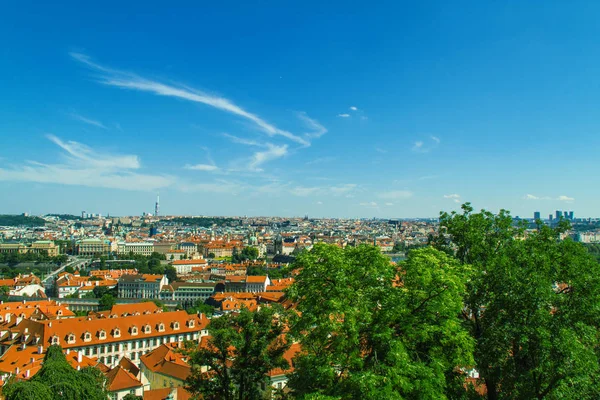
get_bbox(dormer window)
[57,310,63,316]
[131,326,138,336]
[51,335,59,345]
[188,320,195,328]
[83,332,91,342]
[157,323,165,332]
[113,328,121,338]
[98,330,106,340]
[67,334,75,344]
[172,322,180,330]
[143,324,151,334]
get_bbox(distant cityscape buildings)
[534,210,574,221]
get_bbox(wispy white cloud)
[289,184,358,197]
[0,135,172,191]
[378,190,413,200]
[350,106,358,111]
[557,195,575,202]
[248,144,288,171]
[298,112,327,139]
[337,113,351,118]
[412,136,440,153]
[70,113,107,129]
[222,133,262,147]
[70,52,318,147]
[443,194,461,203]
[47,134,140,169]
[375,147,388,154]
[523,194,574,202]
[185,164,219,172]
[412,141,424,152]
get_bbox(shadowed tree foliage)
[435,203,600,399]
[286,243,473,399]
[3,345,108,400]
[186,305,290,400]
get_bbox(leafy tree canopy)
[186,306,290,400]
[286,243,473,399]
[3,345,107,400]
[434,203,600,399]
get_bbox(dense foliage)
[3,345,108,400]
[0,252,67,266]
[186,306,289,400]
[0,215,46,227]
[287,244,473,399]
[433,203,600,399]
[231,246,259,263]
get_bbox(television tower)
[155,193,160,216]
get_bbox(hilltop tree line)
[0,215,46,227]
[184,203,600,400]
[168,216,240,227]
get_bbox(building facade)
[118,274,168,299]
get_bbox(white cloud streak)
[70,52,314,146]
[185,164,219,172]
[349,106,358,111]
[524,194,575,202]
[0,135,172,191]
[70,113,107,129]
[337,113,350,118]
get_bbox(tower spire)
[155,192,160,216]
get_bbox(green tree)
[186,299,215,317]
[0,285,10,299]
[286,244,473,399]
[186,305,289,400]
[436,203,600,399]
[122,394,142,400]
[3,345,108,400]
[98,294,116,311]
[208,252,216,259]
[165,265,178,283]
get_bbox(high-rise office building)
[568,211,574,220]
[556,210,563,220]
[534,211,541,220]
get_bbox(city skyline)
[1,2,598,217]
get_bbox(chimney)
[66,349,70,355]
[77,351,82,363]
[77,365,80,371]
[48,322,52,327]
[15,367,19,375]
[37,345,43,354]
[25,369,30,378]
[30,357,35,364]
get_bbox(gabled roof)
[140,343,191,382]
[106,365,143,391]
[143,387,191,400]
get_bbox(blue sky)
[0,1,598,218]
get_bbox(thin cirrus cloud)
[0,135,173,191]
[222,133,288,172]
[412,136,441,153]
[337,113,351,118]
[184,164,219,172]
[524,194,575,202]
[69,113,107,129]
[70,52,325,147]
[289,184,358,197]
[443,193,461,203]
